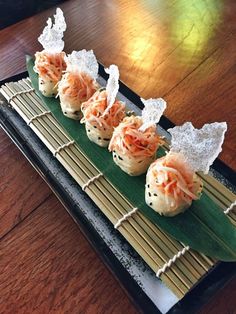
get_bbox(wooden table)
[0,0,235,312]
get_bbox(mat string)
[8,88,35,102]
[114,207,139,229]
[27,111,51,125]
[156,246,190,278]
[82,173,103,191]
[53,140,75,156]
[224,200,236,215]
[156,200,236,278]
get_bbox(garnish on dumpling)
[58,50,99,120]
[108,98,167,176]
[34,8,67,97]
[81,65,126,147]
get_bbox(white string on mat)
[224,200,236,215]
[155,199,236,278]
[53,140,75,156]
[8,88,35,102]
[114,207,139,229]
[156,246,190,278]
[27,111,51,125]
[82,173,103,191]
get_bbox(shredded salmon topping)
[108,116,163,158]
[148,153,202,207]
[58,72,98,103]
[34,51,66,82]
[81,89,126,129]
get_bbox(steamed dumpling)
[34,51,66,97]
[81,89,126,147]
[58,72,98,120]
[145,152,202,216]
[109,116,163,176]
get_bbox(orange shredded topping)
[58,72,98,103]
[34,51,66,82]
[108,116,163,158]
[81,89,126,129]
[149,153,202,206]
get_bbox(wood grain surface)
[199,275,236,314]
[0,132,136,314]
[0,0,236,313]
[0,130,51,239]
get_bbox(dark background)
[0,0,65,29]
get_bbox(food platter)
[0,66,236,313]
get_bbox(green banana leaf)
[27,55,236,261]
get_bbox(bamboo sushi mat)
[1,78,236,299]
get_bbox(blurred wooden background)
[0,0,65,29]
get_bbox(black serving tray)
[0,68,236,314]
